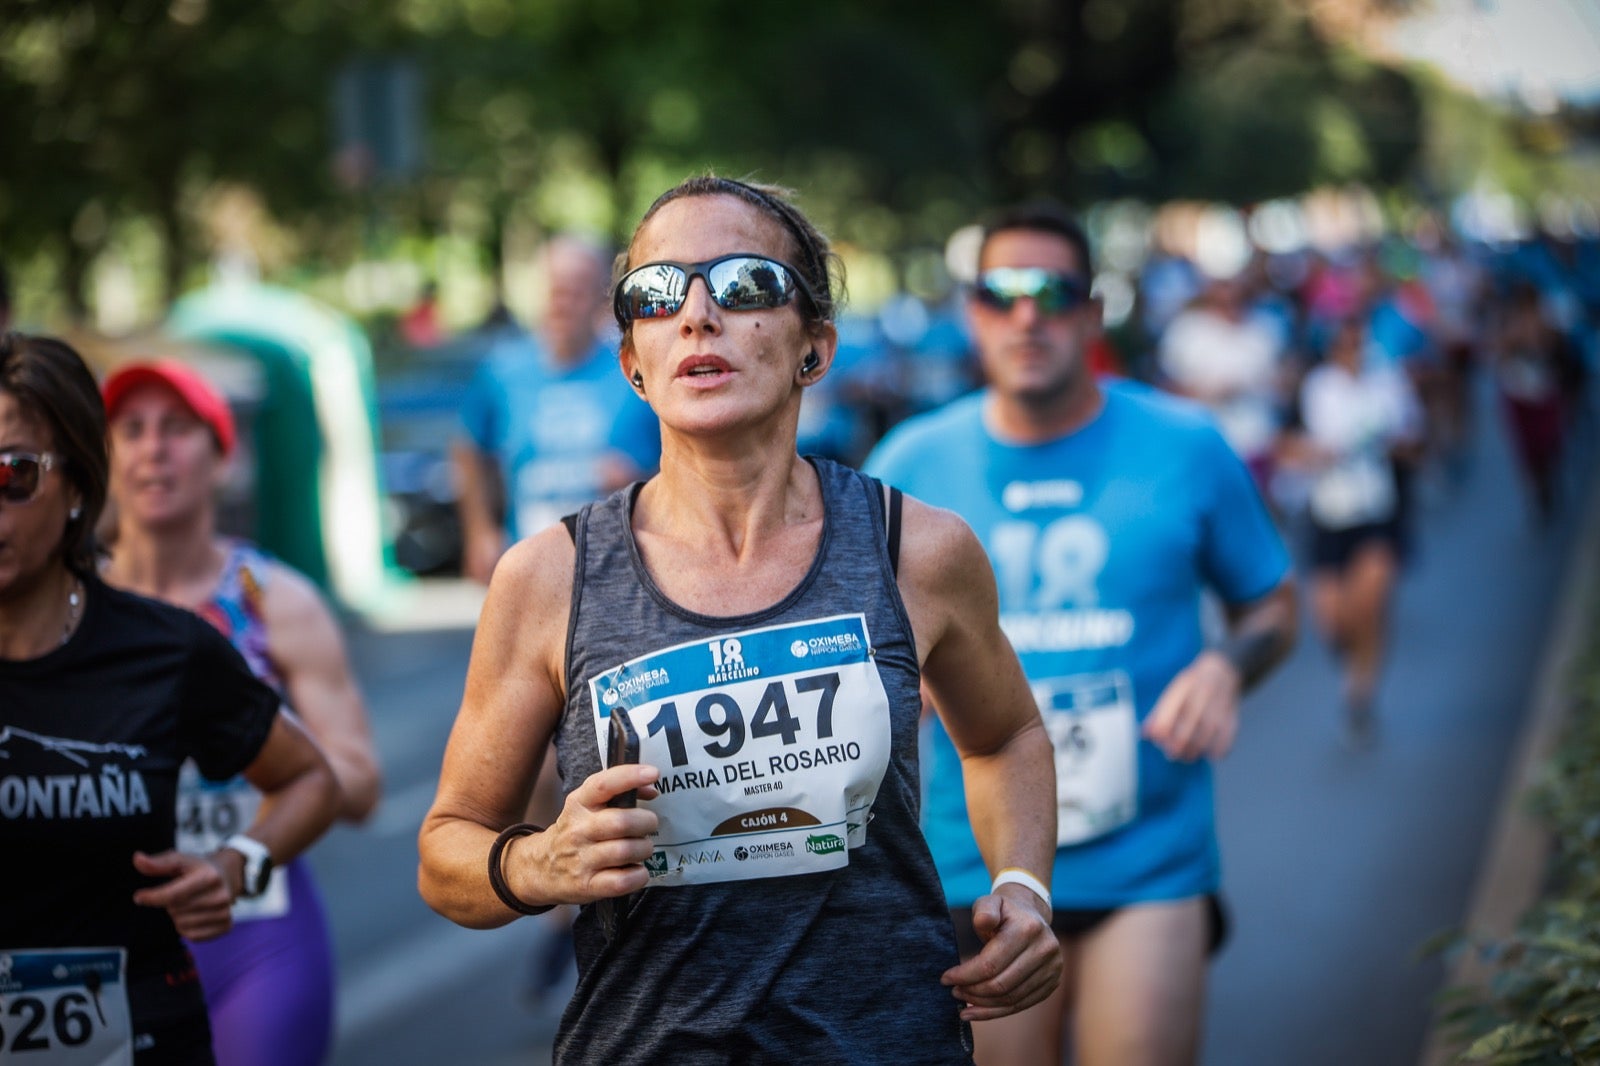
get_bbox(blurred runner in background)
[102,359,382,1066]
[1491,280,1583,523]
[867,202,1297,1066]
[452,234,660,584]
[1278,316,1424,749]
[1156,270,1289,494]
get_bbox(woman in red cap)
[101,358,383,1066]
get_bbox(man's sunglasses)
[613,254,818,326]
[973,268,1091,316]
[0,452,58,504]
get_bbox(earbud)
[631,371,645,389]
[801,351,820,375]
[69,507,82,521]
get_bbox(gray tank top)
[554,458,972,1065]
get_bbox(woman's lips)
[676,355,733,382]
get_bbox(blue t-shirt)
[864,383,1290,907]
[459,334,661,541]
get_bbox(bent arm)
[1218,578,1298,694]
[1144,577,1298,762]
[897,500,1061,1016]
[238,711,342,868]
[138,710,340,935]
[417,529,660,929]
[907,508,1055,890]
[265,563,383,822]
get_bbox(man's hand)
[941,887,1062,1021]
[1141,650,1242,762]
[131,849,238,941]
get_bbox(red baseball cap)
[102,359,237,457]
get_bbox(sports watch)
[222,834,275,899]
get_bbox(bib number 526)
[1,992,99,1054]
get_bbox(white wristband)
[992,867,1052,910]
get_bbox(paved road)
[1206,389,1591,1066]
[315,383,1591,1066]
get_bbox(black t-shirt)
[1,577,280,1048]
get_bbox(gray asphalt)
[314,382,1592,1066]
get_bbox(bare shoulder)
[474,524,578,681]
[895,495,991,598]
[489,525,577,611]
[258,558,335,629]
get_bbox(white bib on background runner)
[589,613,892,887]
[0,948,133,1065]
[174,763,290,920]
[1309,452,1397,530]
[1034,671,1139,846]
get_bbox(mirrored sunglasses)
[0,452,57,504]
[614,254,817,326]
[973,268,1091,316]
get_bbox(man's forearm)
[1221,582,1298,692]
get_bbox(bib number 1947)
[641,673,840,766]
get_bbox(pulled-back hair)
[978,201,1095,279]
[0,332,108,577]
[614,175,845,336]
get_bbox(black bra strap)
[882,485,904,578]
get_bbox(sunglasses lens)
[975,269,1088,315]
[0,455,42,502]
[706,257,796,312]
[619,264,690,322]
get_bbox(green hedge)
[1438,607,1600,1064]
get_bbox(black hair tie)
[487,822,555,915]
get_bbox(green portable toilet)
[169,283,391,612]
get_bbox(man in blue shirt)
[453,235,660,583]
[866,203,1297,1066]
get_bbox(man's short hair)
[978,202,1094,280]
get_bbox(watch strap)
[222,833,273,898]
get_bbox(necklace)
[60,578,82,647]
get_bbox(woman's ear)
[619,349,644,394]
[797,326,838,384]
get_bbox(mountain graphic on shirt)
[0,727,147,768]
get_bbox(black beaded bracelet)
[487,822,555,916]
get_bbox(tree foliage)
[0,0,1535,317]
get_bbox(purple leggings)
[187,860,335,1066]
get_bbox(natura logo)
[805,833,845,855]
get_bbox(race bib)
[0,948,133,1066]
[589,614,893,887]
[175,764,289,921]
[1034,671,1138,846]
[1309,452,1396,530]
[1215,396,1277,460]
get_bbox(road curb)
[1417,461,1600,1066]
